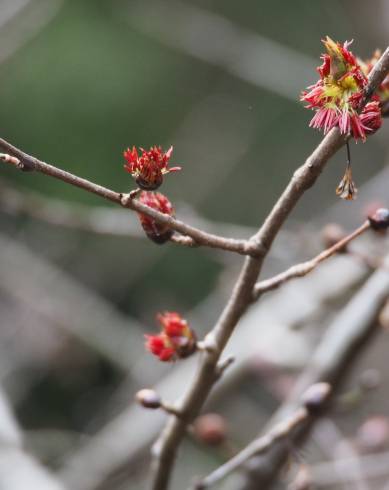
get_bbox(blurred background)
[0,0,388,489]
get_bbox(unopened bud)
[301,382,331,414]
[135,389,161,409]
[193,413,227,446]
[368,208,389,231]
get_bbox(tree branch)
[239,256,389,490]
[0,142,259,257]
[0,45,387,490]
[252,220,371,299]
[148,46,389,490]
[194,383,331,489]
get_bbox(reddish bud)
[137,191,174,244]
[124,145,181,190]
[360,101,383,135]
[135,389,161,409]
[193,413,227,446]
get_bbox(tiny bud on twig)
[368,207,389,230]
[301,382,331,414]
[135,389,184,417]
[135,389,161,409]
[197,333,218,354]
[193,413,227,446]
[160,402,184,418]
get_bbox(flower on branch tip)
[145,312,197,362]
[137,191,174,244]
[301,37,383,141]
[123,145,181,190]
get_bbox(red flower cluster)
[301,37,382,141]
[145,312,197,362]
[137,191,174,244]
[124,145,181,190]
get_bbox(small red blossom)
[301,37,382,141]
[145,312,197,362]
[137,191,174,244]
[123,145,181,190]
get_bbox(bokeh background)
[0,0,388,489]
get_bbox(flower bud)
[135,389,161,409]
[193,413,227,446]
[145,312,197,362]
[368,207,389,230]
[137,191,174,244]
[123,145,181,190]
[301,382,331,414]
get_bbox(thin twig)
[252,220,371,299]
[0,140,259,257]
[194,384,331,489]
[0,180,249,252]
[148,46,389,490]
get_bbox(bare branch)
[252,220,371,299]
[149,46,389,490]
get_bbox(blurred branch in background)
[0,178,255,243]
[0,385,66,490]
[312,418,369,490]
[0,0,63,65]
[235,257,389,490]
[0,233,147,376]
[194,383,332,489]
[122,0,317,101]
